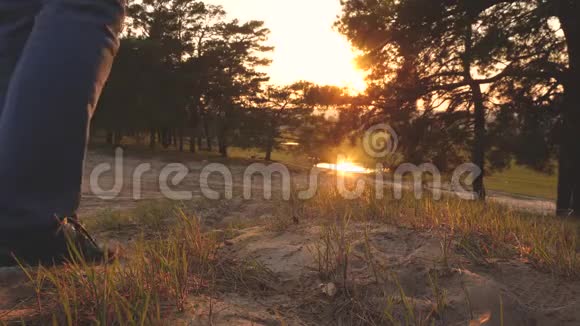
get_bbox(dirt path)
[80,151,556,216]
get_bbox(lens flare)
[316,161,372,174]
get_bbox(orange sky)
[206,0,367,92]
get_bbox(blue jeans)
[0,0,124,229]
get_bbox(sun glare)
[207,0,367,93]
[316,161,372,174]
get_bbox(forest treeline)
[336,0,578,214]
[94,0,578,216]
[94,0,359,163]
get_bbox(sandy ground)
[0,151,575,325]
[209,222,580,325]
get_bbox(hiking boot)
[0,215,115,267]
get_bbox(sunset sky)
[206,0,367,92]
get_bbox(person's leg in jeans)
[0,0,125,266]
[0,0,40,116]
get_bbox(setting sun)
[207,0,367,93]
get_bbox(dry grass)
[16,209,216,324]
[6,182,578,325]
[293,185,578,325]
[302,186,579,277]
[8,201,284,325]
[82,200,179,233]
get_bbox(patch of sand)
[212,222,580,325]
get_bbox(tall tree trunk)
[197,135,203,151]
[161,128,170,149]
[557,139,573,215]
[218,124,228,158]
[558,74,580,216]
[178,128,184,152]
[189,129,197,153]
[149,128,156,149]
[113,131,122,147]
[189,137,196,153]
[556,89,580,216]
[569,98,580,216]
[265,139,273,161]
[470,84,487,200]
[265,118,276,161]
[463,24,486,200]
[557,5,580,216]
[204,120,212,152]
[106,131,113,145]
[157,129,162,148]
[206,137,213,152]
